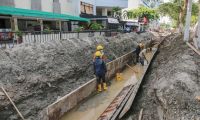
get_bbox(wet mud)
[122,34,200,120]
[0,32,156,120]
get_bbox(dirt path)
[122,34,200,120]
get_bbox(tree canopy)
[112,7,122,18]
[127,6,159,21]
[158,0,199,27]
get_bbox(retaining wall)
[45,50,136,120]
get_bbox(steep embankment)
[123,34,200,120]
[0,32,155,120]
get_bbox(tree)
[158,0,199,29]
[127,6,159,21]
[112,7,122,19]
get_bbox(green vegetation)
[89,23,103,30]
[160,23,171,29]
[112,7,122,18]
[127,6,159,21]
[158,0,199,28]
[43,26,52,33]
[15,30,23,37]
[74,26,84,32]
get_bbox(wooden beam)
[126,64,138,73]
[14,17,19,31]
[1,86,25,120]
[58,20,62,31]
[138,108,143,120]
[39,19,44,31]
[186,42,200,56]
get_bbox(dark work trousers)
[135,46,141,62]
[136,53,139,62]
[96,74,106,84]
[139,57,144,66]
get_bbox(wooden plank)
[138,108,143,120]
[186,42,200,56]
[118,50,157,119]
[1,86,25,120]
[126,64,138,73]
[98,49,157,120]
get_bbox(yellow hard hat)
[96,45,104,51]
[139,43,144,48]
[139,43,143,47]
[95,51,102,57]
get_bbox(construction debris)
[122,34,200,120]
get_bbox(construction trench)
[0,32,199,120]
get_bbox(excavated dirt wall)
[0,32,155,120]
[123,34,200,120]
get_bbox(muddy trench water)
[60,52,154,120]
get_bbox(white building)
[0,0,80,16]
[95,0,128,16]
[79,0,128,16]
[0,0,127,31]
[0,0,129,18]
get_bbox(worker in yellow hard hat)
[134,43,143,63]
[139,44,148,66]
[93,45,107,61]
[96,45,104,51]
[93,51,108,92]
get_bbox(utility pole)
[197,0,200,49]
[183,0,192,42]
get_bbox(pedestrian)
[93,51,108,92]
[139,45,148,66]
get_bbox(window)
[80,2,93,15]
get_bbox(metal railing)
[0,30,121,49]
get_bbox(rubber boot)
[97,84,102,92]
[103,83,108,91]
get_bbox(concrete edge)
[45,50,136,120]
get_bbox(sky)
[164,0,198,2]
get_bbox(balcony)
[95,0,128,8]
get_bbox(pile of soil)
[0,32,155,120]
[123,34,200,120]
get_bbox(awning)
[0,6,89,22]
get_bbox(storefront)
[0,6,89,32]
[0,16,11,32]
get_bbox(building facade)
[95,0,128,16]
[0,0,80,16]
[0,0,89,32]
[0,0,129,18]
[79,0,128,16]
[0,0,163,32]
